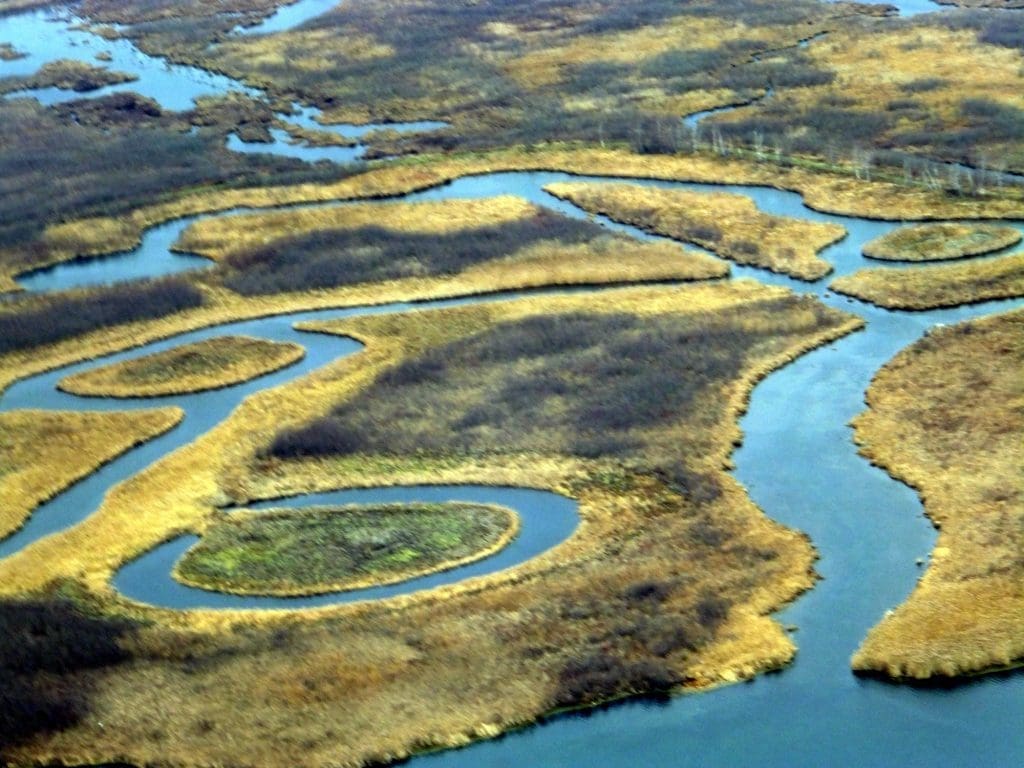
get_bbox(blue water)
[1,1,1022,766]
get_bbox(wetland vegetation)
[852,309,1024,679]
[545,181,845,280]
[58,335,305,397]
[175,502,519,596]
[2,0,1024,764]
[830,252,1024,309]
[0,408,183,540]
[862,222,1022,262]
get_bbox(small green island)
[863,223,1022,262]
[174,502,520,596]
[58,335,305,397]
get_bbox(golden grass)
[850,309,1024,679]
[0,408,182,541]
[1,282,862,768]
[830,253,1024,310]
[805,25,1024,124]
[174,196,539,260]
[173,502,520,597]
[7,144,1024,287]
[863,223,1023,262]
[58,335,305,397]
[503,16,801,91]
[546,181,845,280]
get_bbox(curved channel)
[1,2,1023,767]
[115,485,578,609]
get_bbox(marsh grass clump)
[0,59,137,95]
[220,211,622,295]
[58,335,305,397]
[0,599,137,749]
[830,253,1024,309]
[174,502,518,596]
[862,223,1022,262]
[545,182,843,280]
[0,277,204,356]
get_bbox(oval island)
[58,335,305,397]
[863,223,1022,262]
[173,502,520,596]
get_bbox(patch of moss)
[175,502,518,595]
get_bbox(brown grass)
[9,145,1024,288]
[58,335,305,398]
[546,181,845,280]
[850,308,1024,679]
[863,223,1023,262]
[1,282,862,768]
[0,408,182,541]
[830,253,1024,310]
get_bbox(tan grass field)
[851,309,1024,679]
[0,408,183,541]
[58,335,305,397]
[830,253,1024,310]
[863,223,1023,262]
[546,181,846,280]
[0,282,862,768]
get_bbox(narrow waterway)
[1,2,1022,766]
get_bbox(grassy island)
[175,502,519,596]
[863,223,1022,262]
[0,59,137,95]
[545,181,845,280]
[58,335,305,398]
[0,282,861,768]
[176,195,728,296]
[851,308,1024,679]
[0,43,25,61]
[0,408,183,540]
[830,253,1024,310]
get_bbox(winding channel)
[1,2,1023,766]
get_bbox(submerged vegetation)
[862,223,1022,262]
[0,408,183,540]
[545,181,845,280]
[58,336,305,397]
[852,309,1024,679]
[830,253,1024,310]
[175,502,519,596]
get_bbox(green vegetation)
[863,223,1022,262]
[0,277,204,357]
[175,502,518,596]
[58,335,305,397]
[0,59,137,95]
[852,309,1024,679]
[830,253,1024,310]
[0,599,137,749]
